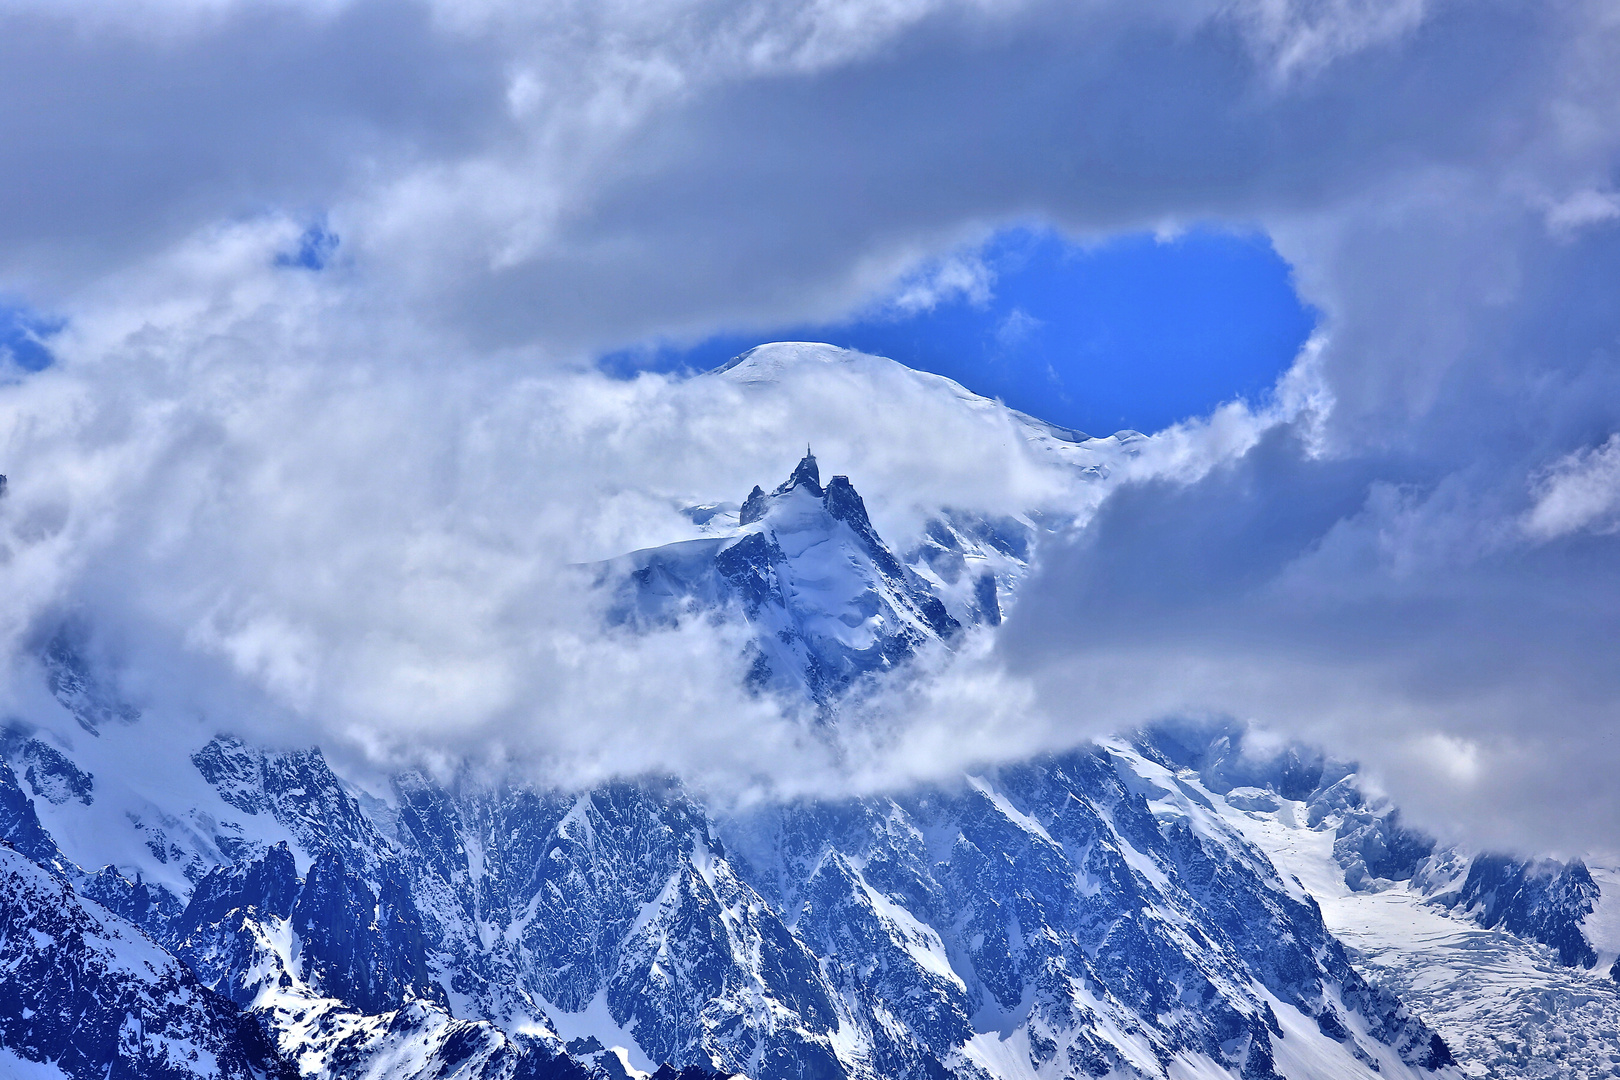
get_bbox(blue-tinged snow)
[1141,719,1620,1080]
[716,343,1140,478]
[604,445,965,703]
[0,845,273,1079]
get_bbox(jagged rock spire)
[739,484,769,526]
[774,448,822,497]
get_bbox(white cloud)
[1545,189,1620,234]
[1406,731,1482,785]
[1525,433,1620,539]
[885,251,996,315]
[1,0,1620,854]
[1233,0,1430,79]
[0,242,1157,797]
[993,307,1042,350]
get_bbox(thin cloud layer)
[0,0,1617,852]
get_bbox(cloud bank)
[0,254,1133,802]
[0,0,1618,852]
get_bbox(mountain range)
[1,343,1615,1080]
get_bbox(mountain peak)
[738,484,769,526]
[713,342,859,383]
[773,449,821,497]
[606,451,961,702]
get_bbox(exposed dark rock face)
[290,852,445,1013]
[191,735,394,879]
[1,725,94,805]
[170,842,302,1006]
[1450,856,1599,969]
[0,844,290,1080]
[775,451,824,497]
[606,454,961,704]
[0,758,66,873]
[169,841,445,1014]
[83,864,187,942]
[41,626,141,734]
[739,484,770,525]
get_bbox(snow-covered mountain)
[0,722,1462,1080]
[1132,720,1620,1080]
[601,341,1145,705]
[711,344,1142,476]
[604,448,987,704]
[0,343,1614,1080]
[0,844,288,1080]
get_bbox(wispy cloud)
[1525,433,1620,540]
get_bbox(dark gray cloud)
[1004,205,1620,854]
[1004,423,1620,856]
[388,0,1581,352]
[0,0,1593,350]
[0,1,507,293]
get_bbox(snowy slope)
[714,344,1145,480]
[0,844,288,1080]
[1240,819,1620,1080]
[1136,720,1620,1080]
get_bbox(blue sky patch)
[276,221,340,271]
[603,227,1316,436]
[0,302,65,372]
